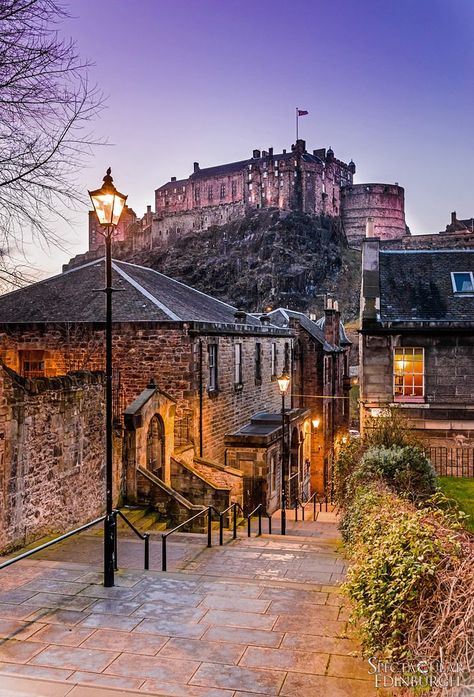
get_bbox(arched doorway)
[146,415,165,480]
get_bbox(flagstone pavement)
[0,515,387,697]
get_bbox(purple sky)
[31,0,474,274]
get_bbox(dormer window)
[451,272,474,293]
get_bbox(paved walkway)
[0,515,380,696]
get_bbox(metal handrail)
[219,502,244,545]
[0,515,106,571]
[247,503,272,537]
[297,491,332,520]
[113,510,150,570]
[161,505,220,571]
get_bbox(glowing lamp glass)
[277,372,290,395]
[89,169,127,227]
[312,418,320,429]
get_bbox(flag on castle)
[297,109,309,116]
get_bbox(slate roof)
[0,259,275,328]
[379,250,474,324]
[268,308,342,352]
[314,315,351,345]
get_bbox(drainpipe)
[199,340,203,457]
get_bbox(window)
[207,186,213,202]
[393,348,424,401]
[255,342,262,383]
[194,187,200,202]
[451,272,474,293]
[208,344,218,392]
[269,453,277,493]
[231,181,237,197]
[21,350,46,378]
[234,343,243,385]
[284,342,290,372]
[220,183,225,199]
[271,343,277,377]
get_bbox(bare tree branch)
[0,0,105,288]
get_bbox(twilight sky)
[29,0,474,275]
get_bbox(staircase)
[117,505,170,533]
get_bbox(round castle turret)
[341,183,407,246]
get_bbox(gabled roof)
[379,250,474,323]
[0,259,269,327]
[314,315,351,345]
[267,308,342,351]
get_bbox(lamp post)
[89,168,127,587]
[277,372,290,535]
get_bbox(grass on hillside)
[438,477,474,533]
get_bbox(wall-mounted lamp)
[312,418,320,429]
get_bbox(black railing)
[219,502,244,545]
[161,505,220,572]
[247,503,272,537]
[430,447,474,478]
[114,509,150,570]
[294,492,332,521]
[0,515,106,571]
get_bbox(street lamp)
[89,168,127,587]
[277,371,290,535]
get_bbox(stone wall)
[0,364,105,552]
[170,457,230,511]
[341,183,406,246]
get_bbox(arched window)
[146,415,165,479]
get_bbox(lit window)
[234,344,243,385]
[208,344,218,391]
[21,350,46,378]
[451,272,474,293]
[393,348,424,401]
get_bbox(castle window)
[194,187,200,202]
[21,350,46,378]
[207,186,213,202]
[393,348,424,401]
[231,181,237,197]
[208,343,218,392]
[451,272,474,293]
[220,183,225,199]
[249,183,252,190]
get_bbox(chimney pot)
[234,309,247,324]
[252,149,261,159]
[451,211,457,224]
[193,162,200,173]
[269,147,273,156]
[366,217,375,238]
[283,149,287,154]
[147,205,151,213]
[171,176,176,182]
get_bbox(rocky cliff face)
[130,210,361,320]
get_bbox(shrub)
[342,483,464,659]
[352,445,438,501]
[363,406,422,449]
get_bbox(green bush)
[353,445,438,501]
[342,484,463,658]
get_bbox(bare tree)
[0,0,103,288]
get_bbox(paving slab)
[0,514,377,696]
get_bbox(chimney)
[361,237,380,322]
[283,149,287,154]
[193,162,200,173]
[234,310,247,324]
[366,217,375,238]
[269,147,273,157]
[451,211,457,225]
[259,313,270,326]
[262,150,268,157]
[252,149,261,159]
[171,176,176,182]
[147,205,151,213]
[324,298,340,347]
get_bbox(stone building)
[380,211,474,252]
[341,183,407,246]
[0,259,314,518]
[267,304,351,495]
[360,239,474,475]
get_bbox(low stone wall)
[0,363,106,552]
[171,457,230,512]
[192,456,244,507]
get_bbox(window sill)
[394,396,425,403]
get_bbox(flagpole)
[296,107,298,141]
